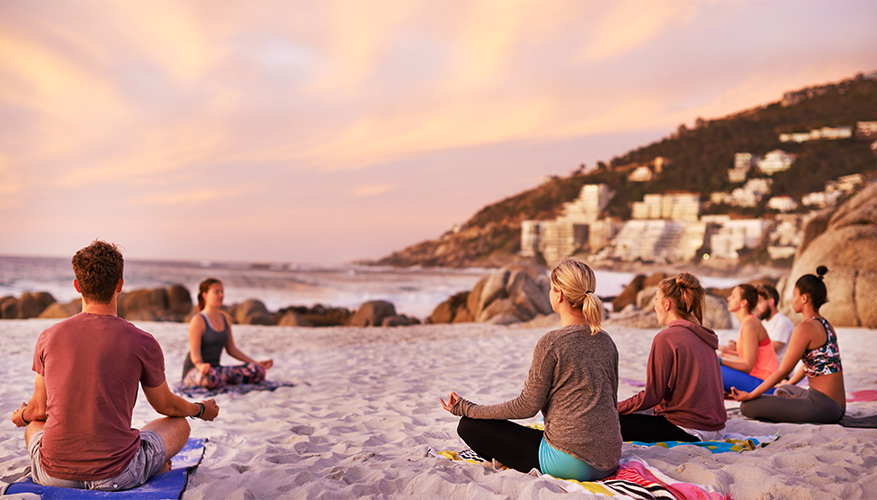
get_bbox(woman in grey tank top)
[182,278,274,389]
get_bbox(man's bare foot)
[159,459,173,474]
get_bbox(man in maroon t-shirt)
[10,240,221,491]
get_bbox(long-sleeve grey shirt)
[451,324,622,471]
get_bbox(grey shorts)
[28,430,167,491]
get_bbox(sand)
[2,318,876,499]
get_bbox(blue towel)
[3,438,206,499]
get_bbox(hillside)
[372,72,877,268]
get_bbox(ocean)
[0,255,744,319]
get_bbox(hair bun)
[816,265,828,279]
[675,272,700,289]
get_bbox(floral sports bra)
[803,316,843,377]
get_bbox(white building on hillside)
[631,192,701,221]
[810,126,853,140]
[757,150,794,175]
[730,178,773,207]
[728,153,752,182]
[767,195,797,212]
[706,217,768,260]
[557,184,614,223]
[520,184,618,264]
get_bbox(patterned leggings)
[183,363,266,389]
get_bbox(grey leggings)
[740,385,845,424]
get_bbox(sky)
[1,1,875,265]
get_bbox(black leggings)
[618,414,700,443]
[456,417,543,474]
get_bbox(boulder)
[507,269,552,319]
[487,312,522,325]
[167,284,193,314]
[15,293,45,319]
[34,292,56,310]
[477,298,525,323]
[235,299,273,325]
[38,299,81,319]
[381,315,410,327]
[0,296,15,319]
[348,300,397,327]
[642,272,668,288]
[613,274,646,312]
[429,301,454,324]
[703,294,732,330]
[605,305,661,329]
[467,277,487,319]
[477,268,510,315]
[636,286,658,310]
[782,184,877,327]
[119,288,168,318]
[429,292,470,324]
[452,307,475,323]
[278,311,312,327]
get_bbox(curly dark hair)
[71,240,124,303]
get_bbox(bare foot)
[159,459,173,474]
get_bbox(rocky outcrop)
[231,299,274,325]
[429,292,470,324]
[348,300,397,327]
[430,266,553,325]
[781,183,877,327]
[39,299,82,319]
[613,275,645,312]
[119,285,193,322]
[0,292,56,319]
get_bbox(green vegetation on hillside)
[374,73,877,267]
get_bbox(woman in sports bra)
[181,278,274,389]
[718,284,779,394]
[731,266,845,423]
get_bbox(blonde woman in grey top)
[440,258,621,481]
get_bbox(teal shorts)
[538,437,616,482]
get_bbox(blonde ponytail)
[550,258,603,333]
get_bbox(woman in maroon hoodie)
[617,273,727,442]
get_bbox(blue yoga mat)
[3,438,206,499]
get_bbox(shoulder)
[189,313,206,326]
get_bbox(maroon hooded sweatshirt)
[618,319,727,431]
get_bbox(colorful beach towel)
[846,390,877,402]
[2,438,206,499]
[427,448,728,499]
[174,380,295,398]
[628,432,780,453]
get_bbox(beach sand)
[2,319,876,499]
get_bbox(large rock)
[782,183,877,327]
[119,288,168,318]
[642,272,668,289]
[167,285,193,314]
[636,286,658,310]
[235,299,273,325]
[477,298,526,323]
[467,277,487,319]
[477,268,510,315]
[348,300,397,327]
[15,293,46,319]
[429,292,470,324]
[38,299,81,319]
[507,269,552,320]
[703,294,732,330]
[0,296,15,318]
[277,311,312,327]
[613,275,646,312]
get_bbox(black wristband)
[189,402,205,420]
[21,405,30,425]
